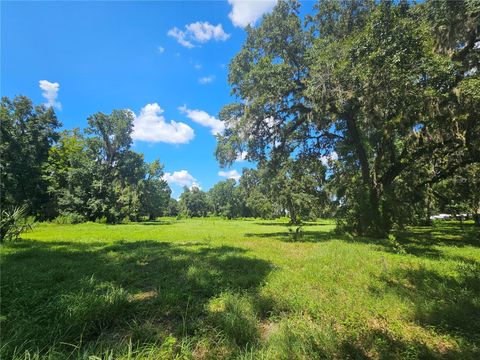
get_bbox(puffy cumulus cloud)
[167,27,194,48]
[228,0,278,28]
[163,170,200,189]
[168,22,230,48]
[157,46,165,54]
[132,103,194,144]
[198,75,215,84]
[39,80,61,109]
[186,22,230,42]
[219,169,241,181]
[179,105,225,135]
[321,151,339,166]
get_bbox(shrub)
[53,213,85,224]
[96,216,108,224]
[0,205,34,242]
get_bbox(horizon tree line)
[1,0,479,236]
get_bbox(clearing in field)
[1,219,479,359]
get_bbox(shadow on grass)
[393,222,479,252]
[340,327,475,359]
[244,230,338,243]
[0,239,272,357]
[252,221,331,227]
[135,220,177,226]
[365,222,479,261]
[245,222,479,257]
[374,262,480,357]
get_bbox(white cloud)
[228,0,278,28]
[132,103,194,144]
[179,105,225,135]
[235,151,248,162]
[194,63,202,70]
[186,22,230,42]
[321,151,338,166]
[168,22,230,48]
[219,169,241,181]
[39,80,61,109]
[163,170,200,189]
[198,75,215,84]
[158,46,165,54]
[167,27,195,48]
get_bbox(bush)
[0,205,34,242]
[96,216,108,224]
[53,213,85,224]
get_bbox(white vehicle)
[430,214,452,220]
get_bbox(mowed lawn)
[1,219,479,359]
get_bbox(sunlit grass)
[1,219,479,359]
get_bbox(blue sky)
[1,1,311,197]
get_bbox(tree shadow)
[340,327,471,359]
[244,230,339,243]
[134,219,177,226]
[1,238,272,357]
[339,223,479,263]
[395,222,479,248]
[386,222,480,260]
[372,262,480,358]
[252,221,330,227]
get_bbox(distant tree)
[43,129,93,221]
[239,168,276,219]
[434,164,480,226]
[83,110,173,223]
[1,96,61,219]
[238,158,329,223]
[84,110,141,223]
[179,187,210,217]
[268,159,327,224]
[208,179,245,219]
[141,160,171,220]
[167,198,180,217]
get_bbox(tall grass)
[1,219,478,359]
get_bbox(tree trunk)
[474,213,480,227]
[345,109,389,238]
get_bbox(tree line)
[0,96,327,225]
[1,96,171,224]
[1,0,479,237]
[178,157,332,224]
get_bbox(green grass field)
[1,219,479,359]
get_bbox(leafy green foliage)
[434,164,480,225]
[2,98,172,224]
[1,96,60,219]
[179,187,211,217]
[141,160,172,220]
[0,204,34,242]
[208,179,246,219]
[216,0,480,236]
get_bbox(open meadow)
[2,0,480,359]
[1,219,479,359]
